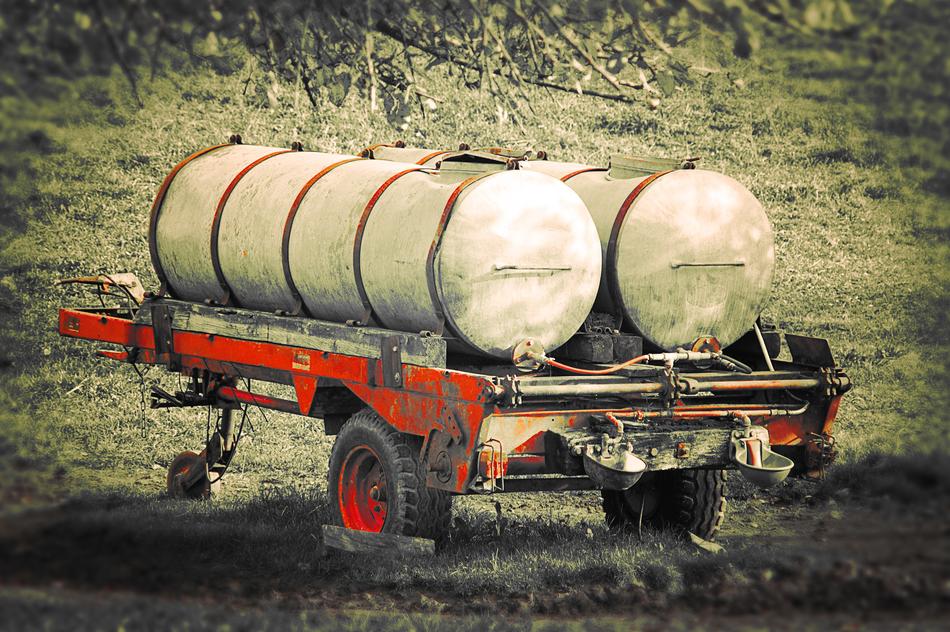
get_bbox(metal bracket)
[381,335,403,388]
[275,296,306,318]
[438,407,463,445]
[805,432,837,479]
[476,439,506,493]
[501,375,522,407]
[818,367,851,397]
[661,366,680,404]
[151,303,179,371]
[786,334,836,367]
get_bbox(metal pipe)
[605,412,624,434]
[662,402,774,411]
[697,378,819,392]
[515,376,818,399]
[517,381,665,398]
[618,403,808,422]
[753,321,775,371]
[219,406,236,451]
[497,401,800,419]
[494,477,597,493]
[216,386,300,414]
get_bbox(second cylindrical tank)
[368,145,775,351]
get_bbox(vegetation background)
[0,0,947,629]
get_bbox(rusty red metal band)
[605,170,673,326]
[148,144,231,297]
[352,167,422,326]
[208,150,293,306]
[281,157,363,316]
[425,172,496,338]
[560,167,607,182]
[416,151,450,165]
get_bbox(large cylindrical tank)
[369,145,775,351]
[148,144,602,359]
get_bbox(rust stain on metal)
[292,350,311,371]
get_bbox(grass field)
[0,9,948,628]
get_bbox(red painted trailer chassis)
[58,290,850,539]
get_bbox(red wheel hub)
[338,445,388,532]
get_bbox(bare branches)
[0,0,879,119]
[374,17,639,104]
[91,0,142,106]
[533,3,625,94]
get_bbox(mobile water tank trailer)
[57,138,851,543]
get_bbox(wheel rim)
[166,451,198,493]
[167,451,211,499]
[338,445,388,532]
[173,459,193,477]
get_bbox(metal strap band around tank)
[208,150,294,306]
[148,144,232,298]
[280,157,364,316]
[425,172,496,338]
[560,167,608,182]
[605,170,674,327]
[415,150,450,165]
[352,167,423,326]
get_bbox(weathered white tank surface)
[369,146,775,351]
[149,143,602,359]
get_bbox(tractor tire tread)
[600,469,726,540]
[329,409,452,542]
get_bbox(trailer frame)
[59,295,849,500]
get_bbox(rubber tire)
[602,469,726,541]
[327,409,452,541]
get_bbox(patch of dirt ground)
[0,456,948,629]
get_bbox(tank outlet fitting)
[512,339,547,371]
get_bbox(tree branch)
[92,0,142,107]
[374,18,637,103]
